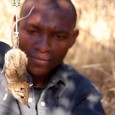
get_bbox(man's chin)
[27,67,50,77]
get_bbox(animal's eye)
[26,29,37,35]
[54,34,66,40]
[20,88,24,91]
[20,96,24,99]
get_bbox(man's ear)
[69,29,79,48]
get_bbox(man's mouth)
[29,56,51,66]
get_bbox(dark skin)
[18,1,79,88]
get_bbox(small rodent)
[2,6,34,106]
[3,48,32,105]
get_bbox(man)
[0,0,105,115]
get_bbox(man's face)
[19,3,78,77]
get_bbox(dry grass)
[65,0,115,114]
[0,0,115,114]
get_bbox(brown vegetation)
[0,0,115,114]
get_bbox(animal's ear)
[69,29,79,48]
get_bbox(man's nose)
[34,35,51,52]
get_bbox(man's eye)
[26,29,36,34]
[55,34,66,40]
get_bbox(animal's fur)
[3,48,32,105]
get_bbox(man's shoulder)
[61,64,102,96]
[61,64,92,85]
[57,65,105,115]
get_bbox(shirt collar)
[47,63,74,87]
[26,63,74,88]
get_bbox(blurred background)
[0,0,115,114]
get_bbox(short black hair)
[21,0,77,28]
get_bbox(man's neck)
[32,74,52,88]
[29,66,60,88]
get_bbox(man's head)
[20,0,77,28]
[18,0,79,78]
